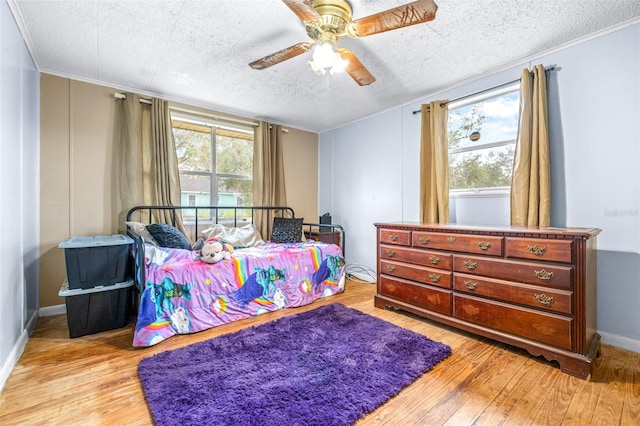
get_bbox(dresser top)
[374,222,601,239]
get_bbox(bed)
[126,206,346,347]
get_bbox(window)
[171,111,254,221]
[447,85,520,193]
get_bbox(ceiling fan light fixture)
[312,40,337,68]
[308,39,348,75]
[330,55,348,74]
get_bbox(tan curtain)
[252,121,287,238]
[115,95,187,237]
[150,99,188,236]
[510,65,551,227]
[115,93,144,231]
[420,101,450,223]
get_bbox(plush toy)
[192,237,233,264]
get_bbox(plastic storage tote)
[59,235,133,290]
[59,280,134,338]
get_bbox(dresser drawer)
[453,255,573,289]
[380,259,451,289]
[453,273,573,315]
[380,275,452,315]
[506,237,573,263]
[379,244,452,270]
[454,294,573,351]
[412,231,503,256]
[379,229,411,246]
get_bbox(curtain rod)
[170,104,259,128]
[269,125,289,133]
[412,65,557,115]
[114,92,152,104]
[114,92,288,132]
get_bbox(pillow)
[201,223,264,248]
[126,221,159,245]
[271,217,304,243]
[146,223,192,250]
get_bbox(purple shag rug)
[138,303,451,426]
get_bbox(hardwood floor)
[1,279,638,425]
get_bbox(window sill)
[450,187,510,198]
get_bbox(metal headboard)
[126,205,295,242]
[125,205,344,254]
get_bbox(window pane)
[447,88,519,191]
[216,133,253,177]
[173,127,212,172]
[450,144,515,190]
[448,91,519,151]
[217,176,253,207]
[180,175,211,219]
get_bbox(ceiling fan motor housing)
[305,0,352,41]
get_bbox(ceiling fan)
[249,0,438,86]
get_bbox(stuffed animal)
[192,237,233,264]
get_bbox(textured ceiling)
[8,0,640,132]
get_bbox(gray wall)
[319,23,640,352]
[0,0,40,391]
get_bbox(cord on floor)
[344,263,377,284]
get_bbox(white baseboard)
[25,309,38,334]
[599,330,640,354]
[0,310,38,393]
[39,304,66,317]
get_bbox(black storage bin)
[59,280,133,338]
[59,235,133,290]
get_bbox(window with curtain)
[171,111,254,222]
[447,84,520,194]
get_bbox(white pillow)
[201,223,264,248]
[126,221,159,245]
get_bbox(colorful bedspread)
[133,241,345,347]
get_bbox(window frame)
[447,83,520,197]
[170,110,254,218]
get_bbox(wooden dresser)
[374,222,601,379]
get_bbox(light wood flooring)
[1,279,639,425]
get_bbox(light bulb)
[312,41,337,69]
[330,56,348,74]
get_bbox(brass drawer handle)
[463,260,477,270]
[386,265,396,273]
[534,269,555,281]
[477,241,492,251]
[386,250,396,257]
[419,237,431,245]
[447,236,456,243]
[528,245,547,256]
[429,256,440,265]
[388,234,399,242]
[464,281,478,290]
[534,293,555,305]
[429,273,441,283]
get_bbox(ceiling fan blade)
[249,42,313,70]
[282,0,321,23]
[348,0,438,38]
[338,48,375,86]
